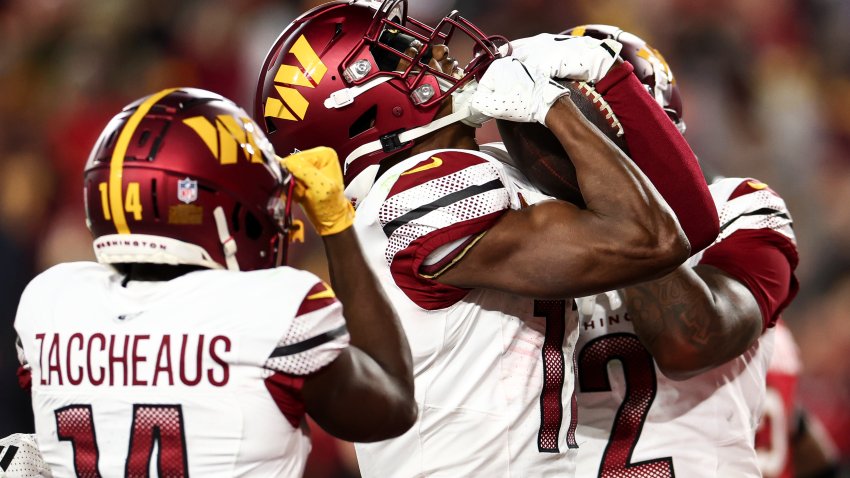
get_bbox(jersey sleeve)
[16,336,31,391]
[0,433,51,478]
[263,280,350,376]
[262,280,350,428]
[699,178,799,329]
[378,151,512,309]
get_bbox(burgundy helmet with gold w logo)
[84,88,295,271]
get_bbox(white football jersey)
[15,262,350,478]
[353,146,580,477]
[575,177,797,477]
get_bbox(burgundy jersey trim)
[728,178,780,201]
[264,372,306,428]
[419,234,482,278]
[390,211,504,310]
[295,282,337,316]
[699,228,799,330]
[388,151,491,199]
[17,366,31,391]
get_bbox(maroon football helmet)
[84,87,294,271]
[255,0,503,202]
[564,24,686,134]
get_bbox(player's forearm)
[623,264,762,380]
[597,62,718,253]
[322,228,415,395]
[545,98,688,270]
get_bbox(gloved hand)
[452,79,491,128]
[470,57,569,126]
[278,147,354,236]
[510,33,622,84]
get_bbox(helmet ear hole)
[349,105,378,138]
[244,210,263,240]
[231,203,242,233]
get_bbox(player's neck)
[410,121,478,155]
[115,263,208,285]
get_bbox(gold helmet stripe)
[109,88,178,234]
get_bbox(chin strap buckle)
[379,129,409,153]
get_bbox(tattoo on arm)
[625,272,720,350]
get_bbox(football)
[497,80,629,207]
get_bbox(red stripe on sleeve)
[699,229,799,330]
[263,372,306,428]
[388,151,489,199]
[17,365,31,391]
[728,178,780,200]
[296,282,337,316]
[391,211,504,310]
[598,61,719,253]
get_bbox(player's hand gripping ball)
[497,80,629,208]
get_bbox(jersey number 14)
[55,403,188,477]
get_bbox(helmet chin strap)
[343,104,474,173]
[213,206,240,271]
[328,76,484,199]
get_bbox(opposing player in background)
[510,25,799,477]
[755,321,841,478]
[256,1,717,476]
[14,88,416,477]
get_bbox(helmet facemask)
[257,0,505,205]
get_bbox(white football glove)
[510,33,623,84]
[470,57,569,126]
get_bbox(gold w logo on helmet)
[265,35,328,121]
[183,114,266,165]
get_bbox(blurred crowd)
[1,0,849,476]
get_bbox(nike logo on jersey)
[307,285,335,300]
[401,156,443,176]
[116,312,143,321]
[747,180,768,190]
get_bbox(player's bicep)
[302,345,414,442]
[437,200,673,298]
[698,228,797,329]
[693,264,763,339]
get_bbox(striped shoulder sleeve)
[264,280,350,376]
[378,150,511,309]
[711,177,795,244]
[700,178,799,329]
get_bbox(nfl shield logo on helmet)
[177,177,198,204]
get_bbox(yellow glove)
[279,147,355,236]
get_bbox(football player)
[510,25,800,477]
[255,1,718,476]
[755,321,841,478]
[14,88,416,476]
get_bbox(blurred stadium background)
[2,0,849,476]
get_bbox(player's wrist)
[315,201,355,236]
[534,80,570,126]
[596,60,634,95]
